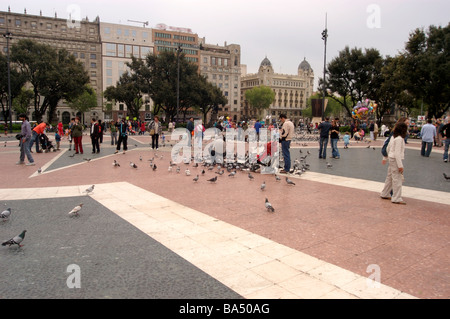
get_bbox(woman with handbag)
[148,116,162,150]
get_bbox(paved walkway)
[1,133,449,299]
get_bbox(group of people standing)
[318,117,341,160]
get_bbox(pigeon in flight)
[130,162,138,168]
[0,208,11,221]
[68,204,83,217]
[265,198,275,213]
[207,176,217,183]
[2,230,27,248]
[286,177,296,185]
[84,185,95,194]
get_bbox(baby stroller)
[253,141,280,173]
[39,133,55,153]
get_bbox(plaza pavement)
[0,131,448,299]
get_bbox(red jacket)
[33,122,47,134]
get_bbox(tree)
[128,51,204,122]
[321,46,384,117]
[67,85,98,122]
[12,87,34,115]
[244,85,275,116]
[0,53,26,126]
[191,75,228,124]
[397,23,450,119]
[104,71,143,119]
[11,40,89,123]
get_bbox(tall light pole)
[176,44,182,123]
[3,31,13,133]
[321,14,328,121]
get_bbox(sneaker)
[392,201,406,205]
[279,169,288,174]
[444,159,448,162]
[16,161,25,165]
[26,162,36,166]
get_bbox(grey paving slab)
[0,196,242,299]
[290,147,450,193]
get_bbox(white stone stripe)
[294,171,450,205]
[0,183,417,299]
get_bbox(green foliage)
[244,85,275,111]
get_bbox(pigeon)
[326,162,333,168]
[185,169,191,176]
[207,176,217,183]
[444,173,450,180]
[216,170,224,176]
[228,171,236,177]
[0,208,11,221]
[193,175,199,182]
[275,175,281,182]
[2,230,26,247]
[139,155,142,161]
[83,158,91,162]
[265,198,275,213]
[84,185,95,194]
[68,204,83,217]
[261,181,266,190]
[113,160,120,167]
[248,173,254,180]
[286,177,296,185]
[201,169,205,175]
[37,167,42,174]
[152,164,157,171]
[130,162,138,168]
[168,166,172,172]
[68,153,75,158]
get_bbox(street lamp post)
[3,32,13,133]
[176,44,182,124]
[321,14,328,121]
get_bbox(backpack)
[381,134,391,157]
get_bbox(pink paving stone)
[1,135,449,299]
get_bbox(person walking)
[441,117,450,162]
[186,117,194,147]
[110,120,118,146]
[90,118,100,154]
[278,114,294,174]
[318,117,332,159]
[330,119,340,159]
[420,118,436,157]
[68,118,75,151]
[115,118,128,154]
[29,121,47,153]
[435,119,444,147]
[72,117,84,154]
[148,116,162,150]
[16,114,35,166]
[380,122,408,205]
[369,120,375,141]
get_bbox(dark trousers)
[91,136,100,153]
[117,134,128,151]
[152,134,159,149]
[281,140,291,172]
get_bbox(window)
[104,27,110,34]
[91,71,97,77]
[132,30,137,37]
[118,44,124,57]
[90,54,96,60]
[106,69,112,76]
[0,17,4,25]
[126,45,132,57]
[124,29,129,37]
[80,53,85,59]
[211,57,216,65]
[90,62,96,68]
[31,21,37,29]
[119,104,124,111]
[106,43,116,56]
[142,31,148,38]
[133,45,139,56]
[106,60,112,68]
[46,23,52,29]
[203,57,208,64]
[89,28,95,34]
[106,78,112,86]
[116,28,122,36]
[15,19,21,27]
[141,46,151,58]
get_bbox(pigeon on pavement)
[130,162,138,168]
[2,230,27,247]
[286,177,296,185]
[275,175,281,182]
[248,173,254,180]
[326,162,333,168]
[84,185,95,194]
[68,204,83,217]
[0,208,11,221]
[443,173,450,180]
[193,175,199,182]
[113,160,120,167]
[207,176,217,183]
[265,198,275,212]
[261,181,266,190]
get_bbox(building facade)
[0,9,103,124]
[241,57,314,125]
[100,21,154,122]
[198,39,241,123]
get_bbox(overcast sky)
[4,0,450,90]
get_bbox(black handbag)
[15,134,22,140]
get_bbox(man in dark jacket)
[115,118,128,154]
[186,117,194,147]
[90,118,100,154]
[441,118,450,162]
[318,117,332,159]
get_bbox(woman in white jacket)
[380,122,408,205]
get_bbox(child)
[55,131,61,150]
[359,128,365,141]
[343,132,350,148]
[161,132,165,146]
